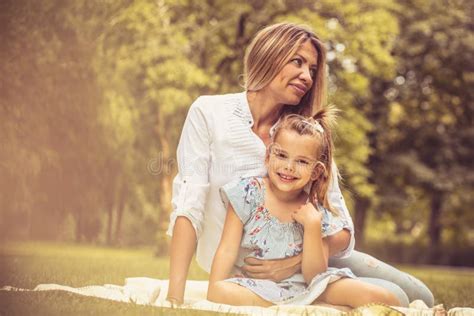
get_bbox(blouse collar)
[232,91,254,127]
[235,91,280,134]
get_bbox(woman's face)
[262,40,318,106]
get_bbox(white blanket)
[1,278,470,315]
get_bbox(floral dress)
[219,176,355,305]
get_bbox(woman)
[166,22,433,307]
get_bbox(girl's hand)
[292,202,322,228]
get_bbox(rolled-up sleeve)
[166,97,211,239]
[327,161,355,258]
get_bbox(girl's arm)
[292,202,327,284]
[301,221,327,283]
[207,204,243,299]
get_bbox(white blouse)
[167,92,355,272]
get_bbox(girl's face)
[260,40,318,106]
[266,129,320,196]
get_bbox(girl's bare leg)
[315,278,401,308]
[208,281,272,307]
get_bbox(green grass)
[0,241,214,315]
[400,265,474,308]
[0,241,208,288]
[0,241,473,315]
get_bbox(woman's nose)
[299,67,313,85]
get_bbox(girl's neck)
[246,90,284,129]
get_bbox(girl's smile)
[276,172,299,182]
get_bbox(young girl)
[207,109,401,308]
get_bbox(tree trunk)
[113,182,127,244]
[27,207,33,240]
[103,160,119,245]
[105,178,116,245]
[157,115,173,220]
[75,209,82,242]
[354,197,370,247]
[428,191,444,247]
[106,203,114,245]
[155,115,174,255]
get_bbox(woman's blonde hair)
[271,107,338,214]
[244,22,327,116]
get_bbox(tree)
[0,0,114,241]
[372,0,474,250]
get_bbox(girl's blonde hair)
[271,107,338,214]
[244,22,327,116]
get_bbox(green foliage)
[0,0,472,256]
[370,0,474,247]
[1,0,111,241]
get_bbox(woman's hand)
[241,253,302,282]
[292,202,322,228]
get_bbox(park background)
[1,0,473,269]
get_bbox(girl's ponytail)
[309,106,338,215]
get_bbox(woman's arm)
[166,217,197,304]
[327,161,354,258]
[241,253,301,282]
[208,205,243,299]
[166,98,212,304]
[166,216,196,304]
[325,229,351,255]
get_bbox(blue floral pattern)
[219,176,355,305]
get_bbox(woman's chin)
[283,98,302,106]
